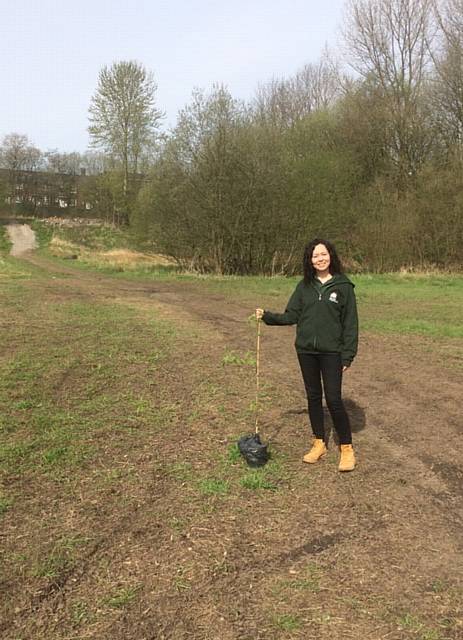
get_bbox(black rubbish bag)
[238,433,269,468]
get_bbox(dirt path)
[5,222,37,255]
[3,252,463,639]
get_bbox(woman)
[256,239,358,472]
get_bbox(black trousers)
[297,352,352,445]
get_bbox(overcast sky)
[1,0,346,152]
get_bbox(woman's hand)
[255,308,264,321]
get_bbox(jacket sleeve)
[341,285,358,366]
[262,284,303,326]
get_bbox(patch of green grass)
[0,224,13,253]
[32,554,68,579]
[274,563,322,596]
[240,470,277,491]
[41,445,87,470]
[190,273,299,301]
[363,318,463,338]
[215,441,287,493]
[50,222,133,251]
[198,478,230,495]
[169,516,185,532]
[0,292,180,479]
[13,399,37,410]
[273,613,302,631]
[0,255,34,279]
[167,462,194,482]
[288,564,321,592]
[222,350,256,366]
[0,441,36,471]
[40,242,463,342]
[206,272,463,341]
[420,630,442,640]
[0,496,13,515]
[31,536,90,579]
[173,566,192,591]
[70,600,91,625]
[103,586,140,608]
[355,273,463,339]
[225,442,242,465]
[430,579,448,593]
[29,219,53,249]
[397,613,442,639]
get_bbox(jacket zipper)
[312,280,336,349]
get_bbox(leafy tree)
[88,60,163,220]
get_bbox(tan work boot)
[303,438,327,464]
[338,444,355,472]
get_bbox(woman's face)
[311,243,331,273]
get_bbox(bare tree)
[253,54,341,127]
[0,133,42,171]
[431,0,463,150]
[343,0,435,179]
[45,150,83,174]
[80,151,112,175]
[88,60,163,214]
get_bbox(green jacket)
[262,274,358,366]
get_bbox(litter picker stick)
[255,317,261,435]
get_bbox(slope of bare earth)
[1,252,462,640]
[5,223,38,256]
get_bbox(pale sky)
[1,0,346,152]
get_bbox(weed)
[240,471,277,491]
[398,613,423,631]
[287,564,321,593]
[167,462,194,482]
[13,399,36,410]
[0,441,35,471]
[170,517,185,532]
[200,501,217,515]
[397,612,442,638]
[274,563,322,595]
[32,553,69,579]
[104,586,140,608]
[0,496,13,515]
[225,442,241,465]
[199,478,229,495]
[71,600,91,625]
[274,613,302,631]
[430,579,447,593]
[32,536,89,579]
[222,350,256,366]
[174,567,191,591]
[211,557,231,575]
[0,225,13,253]
[438,617,456,629]
[30,219,53,249]
[419,630,442,640]
[42,446,69,466]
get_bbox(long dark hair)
[303,238,343,283]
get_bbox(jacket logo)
[329,291,338,303]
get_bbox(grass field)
[1,227,462,639]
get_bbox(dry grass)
[48,236,174,268]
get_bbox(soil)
[5,222,37,256]
[1,249,462,640]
